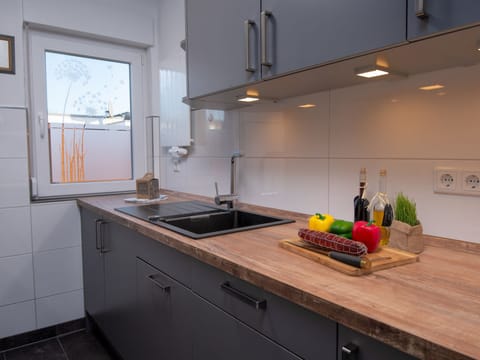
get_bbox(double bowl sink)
[116,201,294,239]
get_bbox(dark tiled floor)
[1,331,115,360]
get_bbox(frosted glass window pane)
[45,52,132,183]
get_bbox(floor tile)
[4,338,66,360]
[59,331,114,360]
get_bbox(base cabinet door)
[338,325,416,360]
[80,208,106,327]
[193,295,301,360]
[135,257,193,360]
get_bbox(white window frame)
[28,30,147,199]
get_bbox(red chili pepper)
[352,221,381,253]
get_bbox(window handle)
[38,112,46,139]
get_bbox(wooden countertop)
[78,191,480,360]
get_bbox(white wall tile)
[0,207,32,257]
[329,64,480,159]
[239,158,329,214]
[36,289,84,329]
[33,246,83,298]
[31,201,81,252]
[239,92,329,158]
[189,110,238,157]
[0,108,28,158]
[0,254,34,306]
[0,159,30,208]
[0,300,36,338]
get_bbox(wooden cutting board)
[279,239,419,276]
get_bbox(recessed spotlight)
[298,104,316,108]
[419,84,445,91]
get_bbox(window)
[29,31,146,199]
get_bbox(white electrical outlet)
[461,170,480,193]
[434,167,458,194]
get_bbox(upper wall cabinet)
[186,0,261,99]
[186,0,407,99]
[407,0,480,40]
[260,0,406,79]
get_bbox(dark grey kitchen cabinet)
[135,257,193,360]
[186,0,406,98]
[407,0,480,40]
[192,295,301,360]
[338,325,416,360]
[260,0,406,79]
[80,208,106,327]
[191,259,337,359]
[80,208,138,359]
[186,0,261,98]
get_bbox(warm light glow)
[298,104,316,108]
[246,89,259,97]
[356,69,390,78]
[237,96,260,103]
[419,84,445,91]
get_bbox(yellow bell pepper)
[308,213,335,232]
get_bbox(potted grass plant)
[389,193,424,254]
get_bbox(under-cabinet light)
[355,65,390,78]
[298,103,316,108]
[419,84,445,91]
[237,96,260,103]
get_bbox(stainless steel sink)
[116,201,294,239]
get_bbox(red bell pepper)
[352,221,381,253]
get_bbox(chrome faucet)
[214,152,243,209]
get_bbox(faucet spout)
[214,153,243,209]
[230,152,243,195]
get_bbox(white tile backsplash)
[189,110,238,157]
[0,300,36,338]
[161,63,480,243]
[33,246,83,298]
[36,289,84,329]
[31,201,81,252]
[0,108,28,159]
[330,64,480,159]
[0,254,34,306]
[239,94,330,158]
[0,159,30,208]
[0,207,32,257]
[239,158,329,213]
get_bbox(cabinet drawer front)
[135,234,192,287]
[191,260,336,359]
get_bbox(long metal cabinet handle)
[260,10,272,67]
[415,0,428,19]
[95,219,110,253]
[147,274,171,292]
[221,281,266,310]
[95,219,103,251]
[244,20,255,72]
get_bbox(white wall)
[161,62,480,243]
[0,0,161,339]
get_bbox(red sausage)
[298,228,368,256]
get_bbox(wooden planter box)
[389,220,424,254]
[136,173,159,200]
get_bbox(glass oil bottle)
[369,169,393,246]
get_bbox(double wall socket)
[434,167,480,195]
